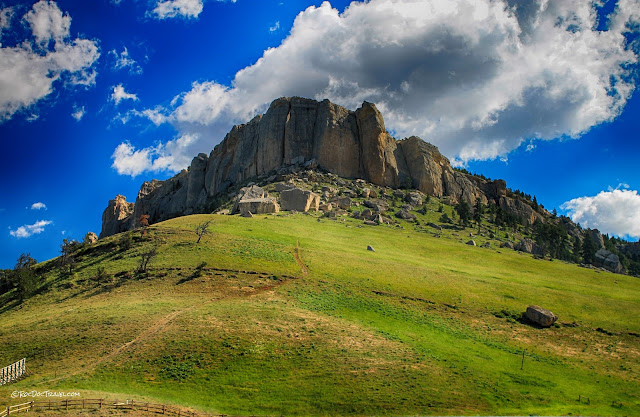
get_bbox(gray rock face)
[100,96,549,238]
[525,305,557,327]
[594,249,624,273]
[280,188,320,212]
[588,229,605,250]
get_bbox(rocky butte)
[101,97,543,238]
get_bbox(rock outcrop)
[100,195,135,238]
[594,249,624,274]
[100,97,544,238]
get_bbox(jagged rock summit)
[100,97,541,238]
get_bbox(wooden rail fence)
[0,398,271,417]
[0,359,26,386]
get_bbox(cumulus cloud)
[562,188,640,239]
[0,1,99,121]
[109,47,142,74]
[30,202,47,210]
[111,135,196,176]
[71,105,85,121]
[118,0,640,176]
[110,84,138,105]
[9,220,53,238]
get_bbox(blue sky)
[1,0,639,269]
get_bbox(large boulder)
[281,188,320,212]
[232,185,267,214]
[525,305,558,327]
[237,198,280,216]
[515,238,545,257]
[594,249,624,273]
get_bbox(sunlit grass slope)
[0,212,639,416]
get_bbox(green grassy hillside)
[1,208,639,416]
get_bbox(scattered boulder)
[241,211,254,218]
[525,305,558,327]
[361,188,371,199]
[363,199,389,212]
[330,197,352,210]
[369,189,379,198]
[363,220,377,226]
[395,209,417,221]
[351,211,364,220]
[319,203,334,212]
[500,241,514,250]
[393,190,405,199]
[594,249,624,274]
[466,240,476,246]
[481,242,491,248]
[428,222,442,231]
[367,245,376,252]
[281,188,321,212]
[216,209,230,215]
[405,191,423,207]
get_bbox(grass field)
[1,207,639,416]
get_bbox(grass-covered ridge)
[1,209,639,416]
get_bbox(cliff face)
[100,97,541,238]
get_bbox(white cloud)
[0,1,99,121]
[136,107,169,125]
[269,21,280,33]
[111,135,198,177]
[151,0,203,19]
[110,84,138,105]
[71,105,85,121]
[149,0,237,20]
[24,0,70,46]
[0,7,13,37]
[9,220,53,238]
[31,202,47,210]
[562,189,640,239]
[116,0,640,175]
[109,47,142,74]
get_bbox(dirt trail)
[293,240,308,276]
[41,308,189,385]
